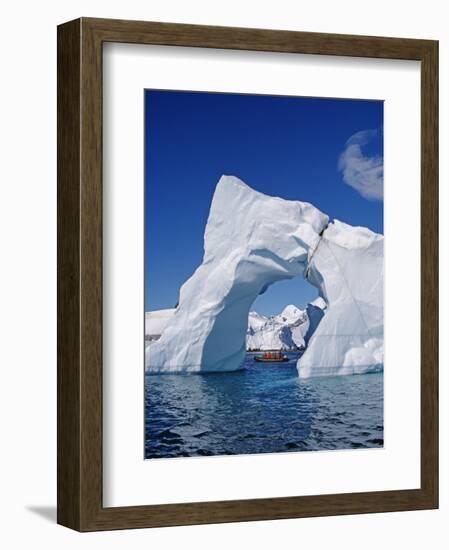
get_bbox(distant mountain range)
[246,299,326,351]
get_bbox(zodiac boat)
[254,351,289,363]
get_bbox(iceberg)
[146,175,328,373]
[146,175,383,377]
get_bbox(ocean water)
[145,352,383,459]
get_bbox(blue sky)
[145,90,383,315]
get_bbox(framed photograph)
[57,17,438,531]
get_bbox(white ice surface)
[146,175,328,372]
[147,179,383,376]
[297,220,383,377]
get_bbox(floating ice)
[297,220,383,377]
[146,176,383,377]
[146,175,328,373]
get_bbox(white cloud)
[338,129,383,200]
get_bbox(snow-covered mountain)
[146,300,326,352]
[246,304,309,351]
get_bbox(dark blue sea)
[145,352,383,459]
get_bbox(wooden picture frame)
[57,17,438,531]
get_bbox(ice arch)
[146,176,383,377]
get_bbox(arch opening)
[201,265,325,369]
